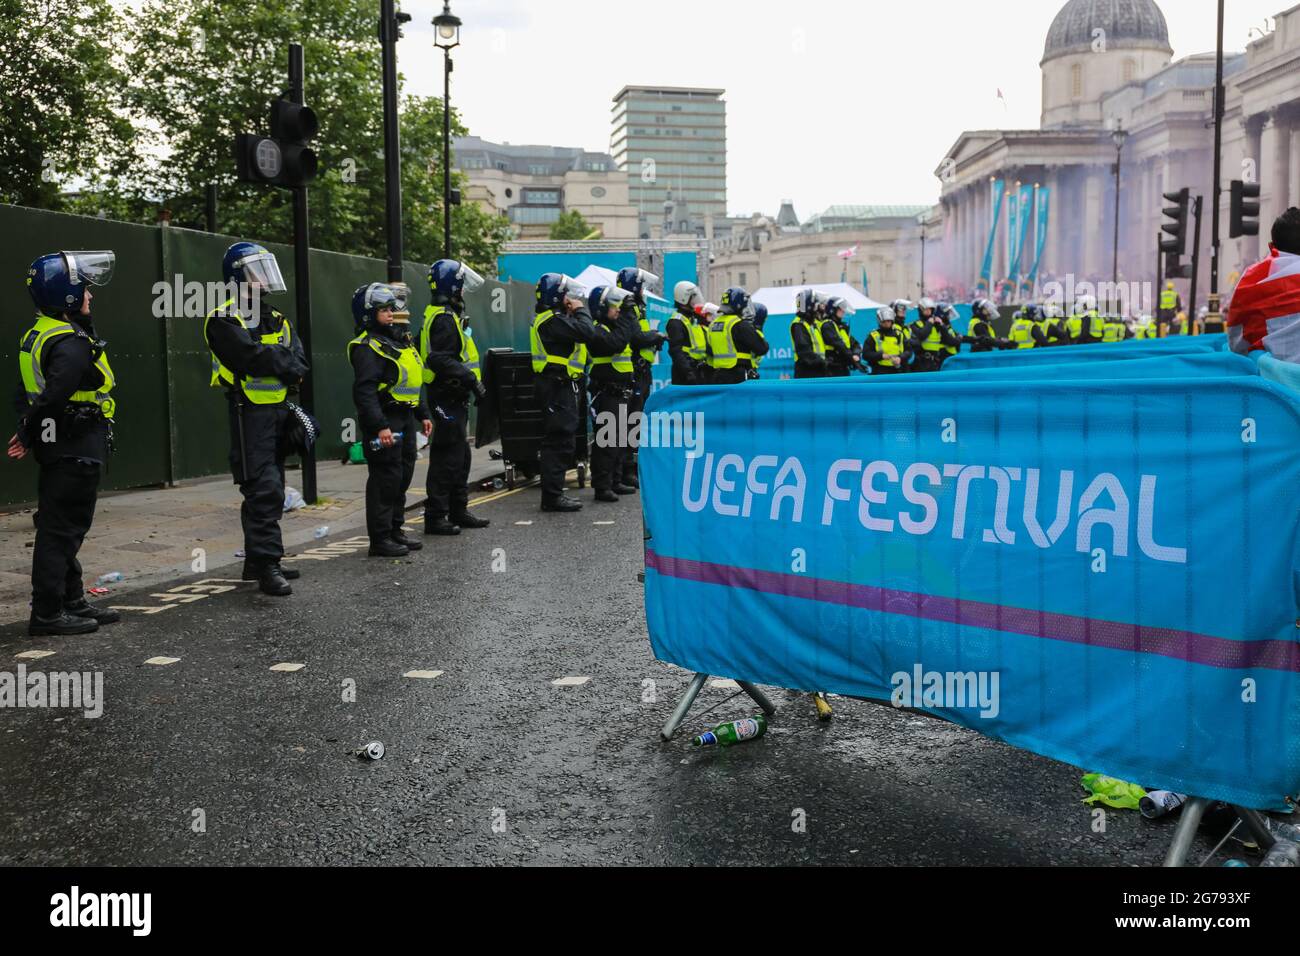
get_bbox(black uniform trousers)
[623,363,652,483]
[536,372,579,500]
[227,397,290,568]
[364,404,417,541]
[425,397,471,518]
[31,456,101,617]
[590,382,631,492]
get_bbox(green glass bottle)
[692,714,768,747]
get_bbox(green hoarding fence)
[1,202,535,507]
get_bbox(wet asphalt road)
[0,483,1230,866]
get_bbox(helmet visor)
[63,251,115,287]
[238,252,287,294]
[559,275,588,305]
[601,286,632,310]
[635,269,660,294]
[367,282,407,314]
[458,264,486,295]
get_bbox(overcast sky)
[393,0,1285,218]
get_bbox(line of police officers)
[14,245,1183,634]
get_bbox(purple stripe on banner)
[645,550,1300,675]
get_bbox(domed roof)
[1043,0,1172,61]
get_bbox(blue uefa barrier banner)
[640,375,1300,808]
[943,335,1223,372]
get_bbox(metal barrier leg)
[660,672,709,741]
[1229,806,1277,852]
[736,680,777,717]
[1163,797,1212,867]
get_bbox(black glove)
[471,379,488,404]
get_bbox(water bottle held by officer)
[14,251,123,637]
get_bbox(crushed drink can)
[356,741,384,761]
[1139,790,1187,819]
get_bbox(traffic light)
[1230,179,1261,239]
[236,98,318,188]
[1161,187,1192,279]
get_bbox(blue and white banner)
[641,372,1300,808]
[1025,187,1051,293]
[1010,184,1034,289]
[978,179,1005,295]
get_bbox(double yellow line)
[465,469,580,508]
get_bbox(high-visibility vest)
[420,305,481,385]
[751,329,766,368]
[1066,310,1103,341]
[918,323,949,353]
[632,304,656,364]
[1160,289,1178,311]
[1102,319,1127,342]
[1009,318,1036,348]
[1137,324,1158,339]
[685,320,708,361]
[530,310,588,380]
[867,327,905,367]
[204,299,292,404]
[707,314,751,370]
[1033,318,1053,343]
[347,331,424,406]
[591,318,634,373]
[791,317,825,360]
[18,315,117,418]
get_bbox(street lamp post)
[1111,121,1129,309]
[379,0,411,283]
[1207,0,1226,332]
[433,1,461,261]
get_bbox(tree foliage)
[549,209,594,241]
[1,0,511,276]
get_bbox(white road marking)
[552,676,590,687]
[15,650,55,660]
[593,521,615,526]
[270,662,306,673]
[515,520,533,526]
[403,670,444,680]
[144,656,180,666]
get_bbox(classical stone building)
[936,0,1300,309]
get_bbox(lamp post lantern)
[433,1,462,260]
[1111,121,1129,305]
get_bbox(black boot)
[424,515,462,536]
[63,599,121,626]
[392,528,423,551]
[541,494,583,513]
[449,510,490,529]
[612,482,637,495]
[29,610,99,637]
[255,566,293,596]
[243,561,299,581]
[594,489,619,503]
[368,537,410,558]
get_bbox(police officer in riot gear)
[820,296,860,376]
[706,288,769,385]
[204,242,309,597]
[1009,303,1051,349]
[349,282,433,557]
[531,274,633,512]
[790,289,828,378]
[910,298,962,371]
[587,285,639,502]
[1067,295,1104,344]
[665,280,707,385]
[964,298,1005,352]
[11,251,120,635]
[615,267,666,489]
[744,302,769,380]
[421,259,490,536]
[862,306,912,374]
